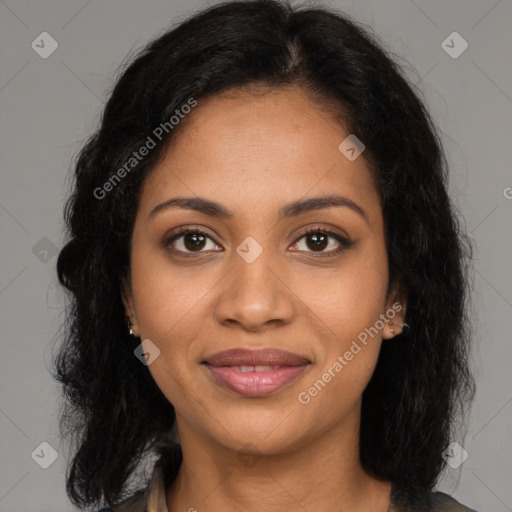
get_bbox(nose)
[213,248,295,332]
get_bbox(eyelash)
[162,227,351,258]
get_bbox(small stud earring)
[387,320,410,335]
[125,315,136,337]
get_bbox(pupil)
[307,233,327,251]
[184,233,206,251]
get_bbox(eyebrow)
[148,194,369,224]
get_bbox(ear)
[382,283,407,340]
[121,274,139,337]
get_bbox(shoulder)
[391,488,479,512]
[92,489,147,512]
[91,444,182,512]
[429,491,478,512]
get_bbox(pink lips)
[202,348,310,397]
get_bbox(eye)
[163,228,222,254]
[163,227,351,257]
[291,228,351,256]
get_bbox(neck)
[166,408,391,512]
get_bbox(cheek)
[133,291,202,414]
[128,267,190,398]
[129,243,215,340]
[294,243,389,338]
[128,247,222,406]
[294,243,388,398]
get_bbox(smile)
[202,348,311,397]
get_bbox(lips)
[203,348,310,367]
[202,348,310,397]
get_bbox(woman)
[54,1,477,511]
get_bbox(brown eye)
[163,229,222,254]
[305,232,328,251]
[292,229,351,255]
[183,232,207,251]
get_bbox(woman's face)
[123,85,404,456]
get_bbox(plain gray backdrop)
[1,0,511,511]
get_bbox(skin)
[122,85,407,512]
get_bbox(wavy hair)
[54,0,475,508]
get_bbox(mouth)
[202,348,311,397]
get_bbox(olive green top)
[102,459,478,512]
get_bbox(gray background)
[1,0,511,511]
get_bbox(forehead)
[138,85,381,225]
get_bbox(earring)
[125,315,136,337]
[388,321,410,334]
